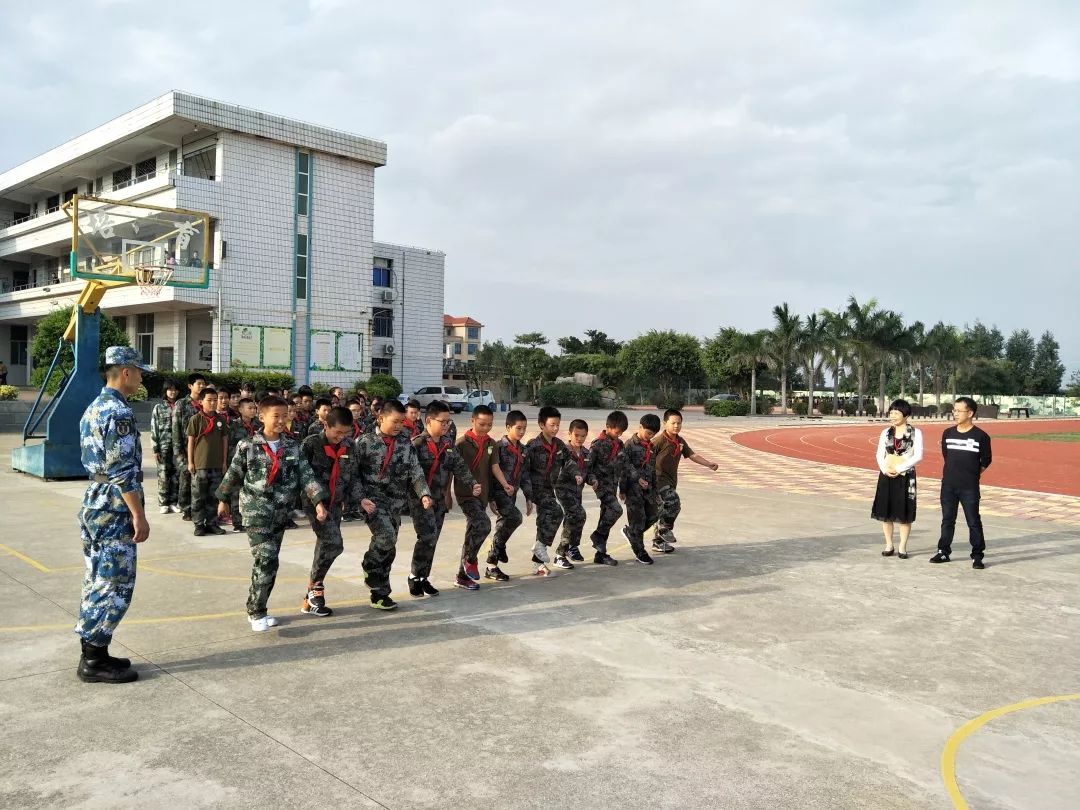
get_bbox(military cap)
[104,346,152,372]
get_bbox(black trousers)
[937,481,985,561]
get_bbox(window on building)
[10,325,28,366]
[295,233,308,299]
[183,146,216,181]
[112,166,132,189]
[136,313,154,365]
[468,343,477,356]
[372,257,392,287]
[296,152,310,216]
[371,357,392,376]
[373,307,394,338]
[112,315,128,333]
[454,342,462,355]
[63,188,77,204]
[45,194,60,213]
[467,326,479,340]
[135,157,157,182]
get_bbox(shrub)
[537,382,602,408]
[142,370,295,398]
[793,401,808,415]
[865,401,877,416]
[653,393,685,411]
[356,374,402,400]
[0,385,18,401]
[705,399,750,417]
[128,385,149,402]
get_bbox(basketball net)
[135,265,174,297]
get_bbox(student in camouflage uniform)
[227,397,261,532]
[298,406,367,617]
[553,420,589,569]
[453,405,497,588]
[407,400,479,596]
[586,410,628,565]
[185,387,229,536]
[342,398,368,522]
[171,372,207,519]
[216,395,328,632]
[306,397,332,438]
[521,406,573,576]
[486,409,528,578]
[353,399,433,610]
[402,400,423,441]
[620,414,662,565]
[76,346,153,684]
[651,408,720,553]
[150,379,180,513]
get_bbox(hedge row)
[705,399,751,417]
[537,382,602,408]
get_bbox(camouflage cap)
[104,346,152,372]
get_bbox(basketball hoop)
[135,264,174,297]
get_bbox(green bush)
[0,385,18,401]
[142,370,295,398]
[793,401,808,415]
[128,385,149,402]
[355,374,402,400]
[865,401,878,416]
[705,399,750,417]
[537,382,602,408]
[653,393,685,411]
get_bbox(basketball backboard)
[64,195,211,288]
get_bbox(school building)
[0,91,444,392]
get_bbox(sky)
[1,1,1077,372]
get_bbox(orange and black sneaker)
[300,583,333,617]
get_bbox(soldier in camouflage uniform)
[150,379,180,513]
[353,399,433,610]
[227,397,261,532]
[171,372,207,519]
[586,411,628,565]
[486,410,529,577]
[298,406,367,617]
[553,420,590,568]
[407,400,478,597]
[216,395,328,632]
[76,346,153,684]
[619,414,662,565]
[521,406,573,576]
[453,405,497,588]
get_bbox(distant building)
[442,315,482,382]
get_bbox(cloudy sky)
[2,1,1077,371]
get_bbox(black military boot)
[78,640,138,684]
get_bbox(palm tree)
[907,321,928,406]
[820,308,849,415]
[731,330,769,415]
[844,296,882,414]
[766,303,802,414]
[925,322,953,412]
[871,309,906,415]
[797,313,827,416]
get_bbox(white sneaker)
[250,615,280,632]
[159,505,171,514]
[169,504,182,513]
[264,615,279,627]
[292,509,306,519]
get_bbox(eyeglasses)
[433,418,453,425]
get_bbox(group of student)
[150,374,721,632]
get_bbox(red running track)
[733,419,1080,497]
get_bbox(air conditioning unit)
[383,343,396,356]
[381,289,397,302]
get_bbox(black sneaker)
[455,574,479,590]
[420,579,440,596]
[181,512,192,522]
[593,552,618,566]
[929,553,951,564]
[370,594,398,610]
[342,513,355,523]
[408,577,425,597]
[233,523,245,533]
[635,550,654,565]
[207,524,226,535]
[652,540,675,554]
[568,547,585,562]
[284,519,300,529]
[553,555,574,570]
[972,560,985,570]
[193,525,206,536]
[300,586,333,617]
[485,566,510,581]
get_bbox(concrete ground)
[1,415,1078,809]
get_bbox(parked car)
[411,385,468,413]
[467,389,496,409]
[707,393,740,402]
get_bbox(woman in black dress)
[872,399,923,558]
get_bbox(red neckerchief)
[323,442,348,504]
[198,413,218,438]
[570,446,586,474]
[242,419,256,437]
[596,431,622,462]
[465,429,491,471]
[541,437,559,474]
[166,399,176,411]
[378,433,395,479]
[503,437,523,483]
[219,411,231,425]
[403,419,419,439]
[424,436,448,486]
[663,431,682,460]
[352,422,362,439]
[260,440,283,487]
[640,437,653,467]
[192,400,204,413]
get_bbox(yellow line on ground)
[138,564,310,584]
[47,539,317,572]
[941,693,1080,809]
[0,543,52,573]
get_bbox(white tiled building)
[0,91,444,392]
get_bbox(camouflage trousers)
[76,507,137,645]
[246,526,285,619]
[193,469,223,527]
[306,504,344,583]
[555,490,586,556]
[589,486,623,553]
[156,446,179,506]
[458,497,492,568]
[175,449,192,515]
[409,499,447,579]
[656,485,681,538]
[363,505,402,597]
[623,489,660,554]
[487,488,522,565]
[531,491,564,563]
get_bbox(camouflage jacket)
[228,418,261,462]
[215,432,327,531]
[619,434,657,496]
[453,431,495,503]
[301,431,364,509]
[555,445,589,502]
[356,414,377,435]
[521,436,572,502]
[170,395,200,451]
[411,430,476,502]
[493,437,526,493]
[150,399,176,453]
[80,386,143,512]
[353,430,431,506]
[586,433,624,491]
[306,419,328,438]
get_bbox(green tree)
[618,330,703,398]
[820,308,849,414]
[871,309,906,414]
[362,374,402,399]
[964,321,1005,360]
[844,296,882,414]
[1031,331,1065,394]
[582,329,622,355]
[700,328,747,392]
[509,346,558,399]
[514,332,549,350]
[1004,329,1036,393]
[797,313,827,416]
[1065,370,1080,398]
[730,330,769,415]
[30,307,130,389]
[556,335,585,355]
[958,358,1015,397]
[764,303,801,414]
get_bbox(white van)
[411,385,468,413]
